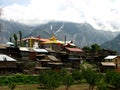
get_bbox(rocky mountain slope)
[0,20,119,47]
[27,21,118,47]
[101,34,120,54]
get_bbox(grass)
[0,83,97,90]
[0,84,39,90]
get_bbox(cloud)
[0,0,30,6]
[1,0,120,31]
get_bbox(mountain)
[27,21,118,47]
[0,20,119,47]
[0,19,32,43]
[101,34,120,54]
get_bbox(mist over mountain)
[0,19,119,48]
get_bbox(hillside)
[0,20,118,47]
[101,34,120,54]
[0,19,32,43]
[27,21,118,47]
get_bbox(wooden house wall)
[20,51,29,60]
[100,66,115,72]
[29,52,37,60]
[0,61,17,68]
[7,47,20,59]
[0,48,7,54]
[113,57,120,69]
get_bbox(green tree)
[104,70,115,84]
[19,31,22,46]
[110,72,120,90]
[97,79,107,90]
[39,70,60,90]
[60,68,67,77]
[72,69,83,83]
[60,68,74,90]
[63,74,74,90]
[13,33,18,47]
[82,46,91,51]
[91,44,101,52]
[83,68,100,90]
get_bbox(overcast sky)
[1,0,120,31]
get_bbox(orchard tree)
[39,70,60,90]
[97,79,107,90]
[104,70,115,84]
[83,68,100,90]
[60,68,67,77]
[110,72,120,90]
[72,69,83,83]
[105,71,120,90]
[63,74,74,90]
[60,68,74,90]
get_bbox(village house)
[83,48,117,64]
[100,62,116,72]
[6,47,21,59]
[105,55,120,69]
[19,47,29,60]
[64,47,83,56]
[34,54,63,73]
[29,48,48,61]
[21,36,49,47]
[0,54,17,75]
[59,45,84,69]
[100,55,120,72]
[45,55,63,70]
[0,35,118,75]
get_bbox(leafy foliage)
[110,72,120,89]
[91,44,101,52]
[82,46,91,51]
[97,79,107,90]
[72,70,83,83]
[82,68,101,90]
[104,70,115,84]
[0,74,39,86]
[82,44,101,52]
[39,70,61,89]
[62,74,74,90]
[1,69,120,90]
